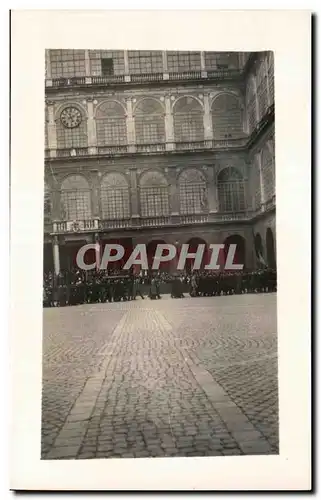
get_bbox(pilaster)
[129,168,139,218]
[169,168,179,215]
[86,97,97,148]
[164,94,174,150]
[255,152,264,205]
[124,50,129,75]
[203,93,213,140]
[45,50,51,79]
[206,166,218,213]
[84,49,91,76]
[91,171,101,218]
[126,97,136,149]
[46,100,57,150]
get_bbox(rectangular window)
[204,52,239,71]
[167,51,201,72]
[50,50,86,78]
[101,58,114,76]
[89,50,125,76]
[128,51,163,74]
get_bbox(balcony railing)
[97,145,129,155]
[45,136,251,160]
[179,214,209,224]
[56,147,88,158]
[51,76,87,87]
[130,73,163,82]
[53,219,98,233]
[140,216,171,227]
[168,71,202,80]
[136,143,166,153]
[100,218,132,230]
[46,67,244,89]
[50,209,265,234]
[175,141,208,151]
[91,75,125,84]
[207,69,241,79]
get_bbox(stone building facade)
[44,50,276,273]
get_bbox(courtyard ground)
[41,293,278,459]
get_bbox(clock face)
[60,107,82,128]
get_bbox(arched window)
[261,145,275,202]
[267,52,274,103]
[139,171,169,217]
[60,175,91,220]
[211,93,243,139]
[179,169,207,214]
[246,78,257,133]
[256,58,269,119]
[100,173,130,220]
[96,101,127,146]
[217,167,246,212]
[134,99,165,144]
[56,105,88,149]
[173,97,204,142]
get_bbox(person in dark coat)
[149,278,158,299]
[132,276,144,300]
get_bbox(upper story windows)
[167,51,202,72]
[205,52,239,70]
[46,50,251,79]
[50,50,86,78]
[89,50,125,76]
[128,51,163,74]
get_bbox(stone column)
[203,93,213,141]
[126,97,136,152]
[165,94,174,150]
[129,168,139,218]
[94,232,101,269]
[86,98,97,151]
[53,236,60,275]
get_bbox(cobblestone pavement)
[41,293,278,459]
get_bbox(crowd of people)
[43,267,277,307]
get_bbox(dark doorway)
[266,228,276,269]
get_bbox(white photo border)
[10,9,311,491]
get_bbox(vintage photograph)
[42,49,277,460]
